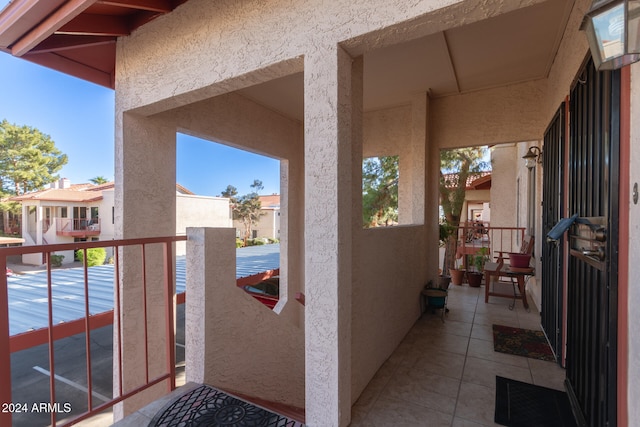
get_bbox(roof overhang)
[0,0,188,88]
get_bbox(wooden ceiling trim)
[23,50,113,87]
[97,0,173,13]
[11,0,97,56]
[57,13,129,36]
[30,34,115,53]
[127,10,162,30]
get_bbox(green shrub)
[50,254,64,267]
[267,238,279,244]
[246,238,266,246]
[236,238,244,248]
[76,248,107,267]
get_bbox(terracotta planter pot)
[509,253,532,268]
[438,275,451,290]
[467,272,483,287]
[450,269,465,286]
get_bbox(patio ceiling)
[0,0,576,120]
[239,0,576,120]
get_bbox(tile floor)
[349,283,566,427]
[111,283,566,427]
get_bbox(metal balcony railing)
[55,218,101,236]
[455,222,526,268]
[0,236,186,426]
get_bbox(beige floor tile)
[444,307,477,324]
[454,382,502,426]
[528,358,566,391]
[517,314,543,331]
[462,356,532,389]
[364,396,453,427]
[452,416,494,426]
[414,317,473,338]
[353,356,401,412]
[472,310,519,328]
[412,349,467,380]
[470,323,494,341]
[111,411,153,427]
[349,402,371,426]
[380,367,460,415]
[431,332,471,356]
[467,338,529,368]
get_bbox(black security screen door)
[565,58,619,427]
[541,104,564,359]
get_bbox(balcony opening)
[177,133,282,305]
[362,155,399,228]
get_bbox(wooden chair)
[485,235,535,310]
[495,235,534,267]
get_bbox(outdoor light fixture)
[523,146,543,170]
[581,0,640,70]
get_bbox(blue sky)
[0,53,280,197]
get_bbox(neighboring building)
[10,179,230,264]
[232,194,281,241]
[441,171,492,223]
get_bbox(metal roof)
[7,243,280,335]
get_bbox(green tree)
[0,119,68,195]
[439,146,489,270]
[362,155,399,227]
[89,176,108,185]
[439,147,488,224]
[222,179,265,246]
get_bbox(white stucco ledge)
[185,227,305,408]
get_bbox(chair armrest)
[484,261,502,273]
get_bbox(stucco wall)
[490,144,518,228]
[363,105,411,157]
[431,80,548,148]
[351,225,427,399]
[186,228,304,407]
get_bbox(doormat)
[495,376,576,427]
[492,324,555,361]
[150,385,304,427]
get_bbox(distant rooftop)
[258,194,280,209]
[9,179,194,203]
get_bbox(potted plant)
[467,247,489,287]
[449,257,465,286]
[439,222,456,288]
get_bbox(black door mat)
[150,384,304,427]
[495,376,577,427]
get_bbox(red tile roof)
[258,195,280,208]
[10,181,194,203]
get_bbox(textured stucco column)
[113,112,176,419]
[399,92,428,225]
[184,227,235,384]
[304,45,358,427]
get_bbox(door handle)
[581,246,605,261]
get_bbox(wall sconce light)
[523,146,543,170]
[581,0,640,70]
